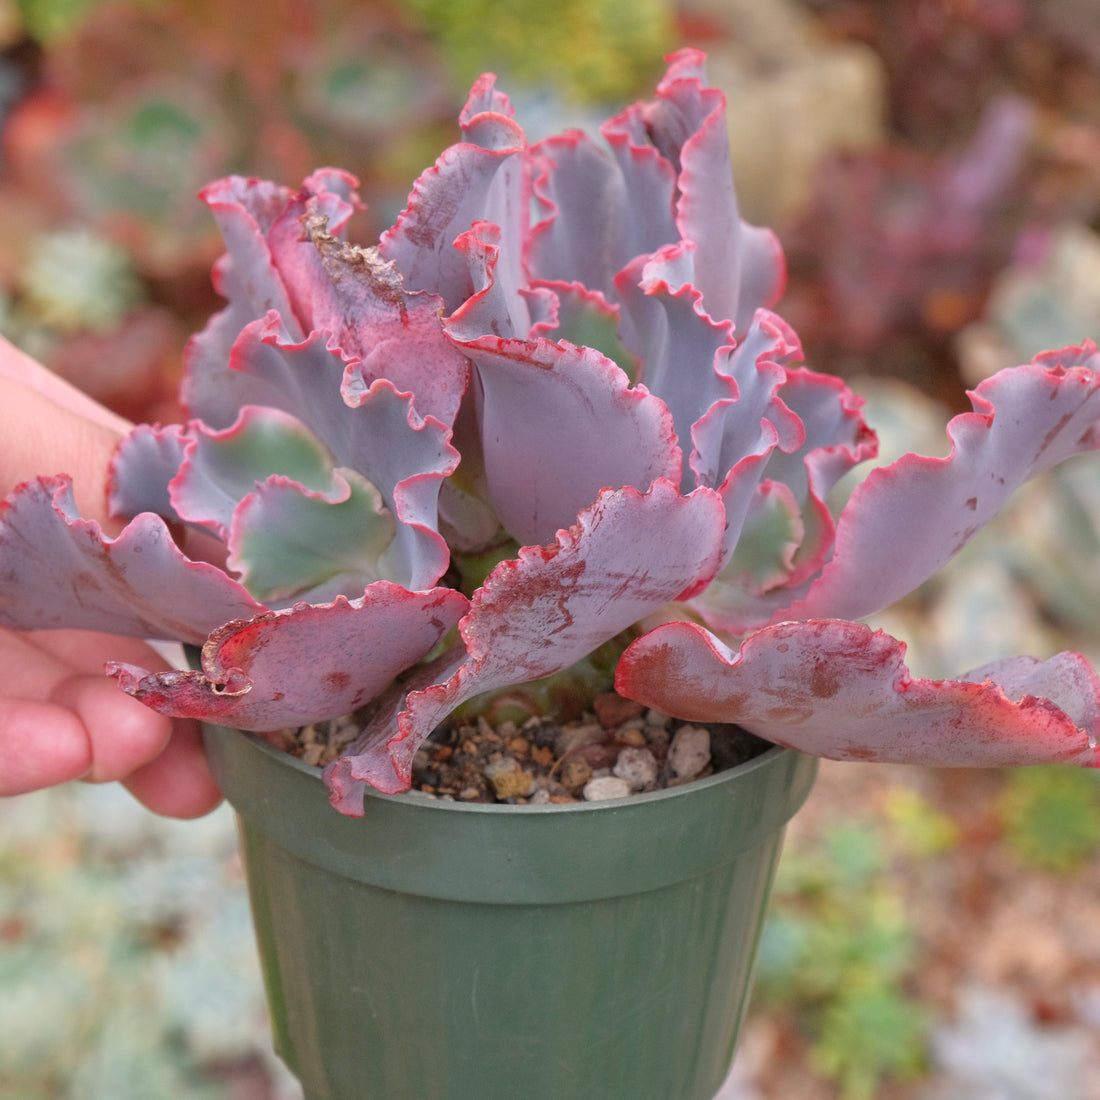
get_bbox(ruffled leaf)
[614,246,739,467]
[644,49,742,325]
[600,47,785,333]
[777,347,1100,624]
[183,170,360,426]
[529,126,675,299]
[109,584,468,730]
[617,619,1100,768]
[686,310,806,495]
[169,406,338,539]
[108,423,189,522]
[640,307,810,573]
[718,480,804,594]
[692,356,877,631]
[229,469,395,604]
[196,323,457,589]
[443,221,530,343]
[379,74,527,313]
[526,279,640,381]
[0,477,265,643]
[298,215,470,429]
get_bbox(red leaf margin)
[616,618,1100,768]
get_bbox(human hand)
[0,337,222,817]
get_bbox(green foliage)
[999,765,1100,871]
[20,229,145,334]
[401,0,673,102]
[756,819,934,1098]
[62,92,224,229]
[811,983,930,1100]
[881,786,959,858]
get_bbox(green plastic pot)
[203,724,817,1100]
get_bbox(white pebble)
[582,776,633,801]
[668,725,711,780]
[613,746,659,791]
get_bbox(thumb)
[0,337,129,529]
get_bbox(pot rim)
[206,723,818,902]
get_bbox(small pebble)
[613,746,659,791]
[593,692,646,729]
[583,776,633,801]
[560,756,593,794]
[580,741,621,769]
[485,757,520,780]
[616,727,647,748]
[668,725,711,780]
[506,735,531,758]
[530,746,554,767]
[491,770,533,799]
[539,777,571,800]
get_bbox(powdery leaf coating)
[616,619,1100,768]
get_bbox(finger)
[0,697,93,795]
[123,721,224,819]
[49,672,174,784]
[25,631,218,804]
[0,334,130,433]
[0,373,125,529]
[0,629,172,785]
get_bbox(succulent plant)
[3,50,1100,815]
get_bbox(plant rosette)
[5,49,1100,1099]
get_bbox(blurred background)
[3,1,1100,1097]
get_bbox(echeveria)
[3,50,1100,816]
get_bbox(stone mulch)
[275,691,771,804]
